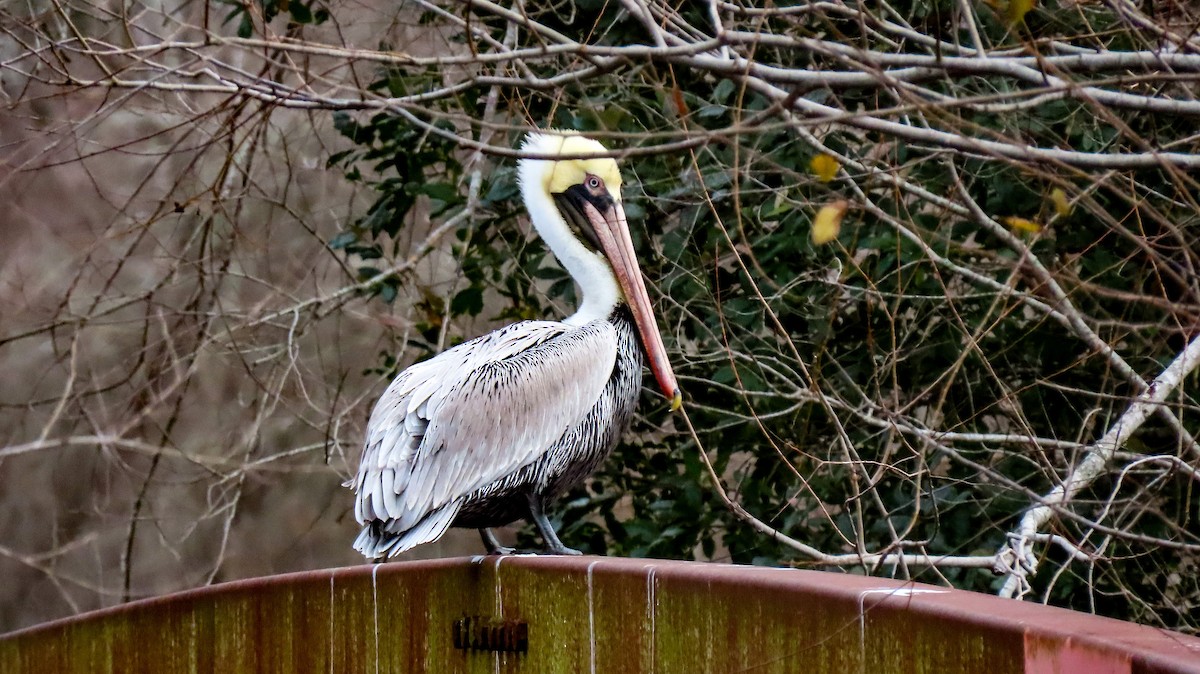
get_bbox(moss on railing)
[3,556,1198,673]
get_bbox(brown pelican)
[350,131,681,558]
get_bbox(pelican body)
[350,132,680,558]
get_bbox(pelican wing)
[353,319,618,534]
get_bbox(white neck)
[518,166,621,326]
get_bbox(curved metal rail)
[2,556,1198,672]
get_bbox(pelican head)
[517,131,681,411]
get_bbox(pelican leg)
[479,528,515,555]
[526,494,582,555]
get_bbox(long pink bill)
[584,199,682,411]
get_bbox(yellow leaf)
[812,200,849,245]
[1049,188,1072,217]
[1004,216,1042,233]
[809,154,839,183]
[1007,0,1035,24]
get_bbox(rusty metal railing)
[3,556,1198,673]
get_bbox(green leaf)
[713,79,736,104]
[332,111,355,136]
[379,281,398,304]
[288,0,313,23]
[533,266,568,280]
[450,286,484,316]
[483,169,519,204]
[623,200,645,220]
[328,231,357,249]
[421,182,459,202]
[237,12,252,38]
[325,149,354,168]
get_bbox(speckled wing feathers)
[351,319,618,557]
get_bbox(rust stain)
[0,557,1198,674]
[1025,633,1132,674]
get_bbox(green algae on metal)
[3,556,1200,674]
